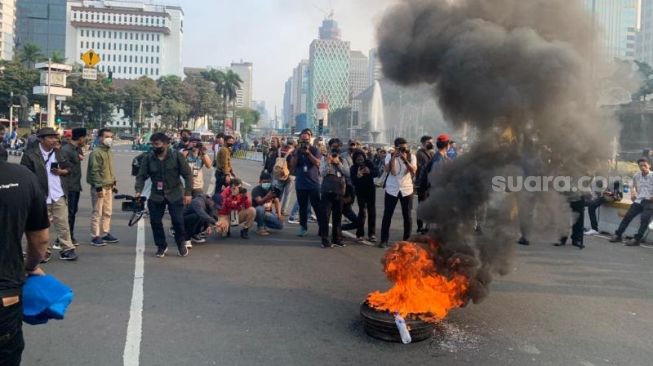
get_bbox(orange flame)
[367,241,469,322]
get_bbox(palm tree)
[18,43,44,68]
[222,70,243,122]
[50,51,66,64]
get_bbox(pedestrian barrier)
[232,150,264,163]
[7,149,23,156]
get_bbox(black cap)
[300,128,313,136]
[37,127,59,138]
[260,171,272,181]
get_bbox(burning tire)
[360,302,434,343]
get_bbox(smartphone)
[50,162,59,170]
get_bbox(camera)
[330,148,339,158]
[398,146,408,153]
[299,141,310,151]
[50,162,59,171]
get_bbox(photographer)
[183,137,212,197]
[289,128,322,237]
[183,193,222,245]
[350,150,378,242]
[252,172,284,236]
[319,138,347,248]
[379,137,417,248]
[217,179,256,239]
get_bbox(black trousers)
[381,192,413,244]
[296,189,321,231]
[67,190,81,240]
[616,200,653,240]
[416,190,427,232]
[148,198,186,249]
[341,203,359,232]
[214,171,228,195]
[183,213,210,240]
[355,191,376,237]
[321,192,343,242]
[587,196,606,231]
[0,299,24,366]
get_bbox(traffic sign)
[82,67,98,80]
[81,49,101,67]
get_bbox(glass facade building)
[307,17,350,129]
[16,0,67,58]
[585,0,639,60]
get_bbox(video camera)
[115,194,147,227]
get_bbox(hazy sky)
[177,0,391,117]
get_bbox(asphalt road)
[9,151,653,366]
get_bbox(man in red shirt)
[218,179,256,239]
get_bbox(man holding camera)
[218,179,256,239]
[289,128,323,237]
[20,128,78,261]
[183,137,212,197]
[251,172,284,236]
[319,138,348,248]
[87,128,119,247]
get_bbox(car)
[118,131,136,141]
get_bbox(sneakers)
[191,235,206,243]
[333,240,346,247]
[572,241,585,249]
[59,249,78,261]
[41,250,52,263]
[240,228,250,239]
[90,236,107,247]
[287,217,299,225]
[609,235,622,243]
[297,227,308,237]
[584,229,599,236]
[52,239,62,250]
[368,235,377,243]
[309,215,318,223]
[155,247,168,258]
[624,238,641,247]
[257,228,270,236]
[321,239,334,248]
[517,237,530,246]
[378,241,389,249]
[178,243,189,257]
[102,234,119,243]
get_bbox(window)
[146,17,149,25]
[156,46,160,52]
[118,66,121,73]
[140,45,143,52]
[119,44,122,51]
[113,15,116,22]
[140,56,143,63]
[145,68,149,75]
[92,30,95,37]
[140,67,143,74]
[145,56,148,63]
[157,35,160,41]
[130,44,133,51]
[114,32,117,38]
[91,13,94,20]
[91,42,95,48]
[129,67,132,74]
[103,31,106,38]
[108,32,111,39]
[85,13,88,20]
[146,45,149,52]
[80,41,83,48]
[156,57,159,63]
[119,55,122,62]
[156,18,159,25]
[102,42,105,49]
[86,41,89,48]
[129,16,133,23]
[102,14,105,21]
[151,68,154,75]
[156,69,159,76]
[129,55,133,62]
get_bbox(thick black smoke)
[377,0,617,304]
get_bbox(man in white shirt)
[379,137,417,248]
[610,157,653,246]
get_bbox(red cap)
[436,134,450,143]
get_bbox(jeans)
[0,298,23,366]
[615,200,653,240]
[355,191,376,238]
[278,176,295,215]
[183,213,211,240]
[380,192,413,244]
[148,198,186,249]
[416,190,427,232]
[67,190,81,240]
[587,196,606,231]
[321,192,343,242]
[255,206,284,230]
[341,203,359,232]
[296,189,321,231]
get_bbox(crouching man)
[183,193,222,246]
[218,179,256,239]
[252,172,284,236]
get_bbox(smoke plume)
[377,0,618,304]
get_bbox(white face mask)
[103,138,113,147]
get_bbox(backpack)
[131,152,149,176]
[273,156,290,181]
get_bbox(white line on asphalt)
[123,219,145,366]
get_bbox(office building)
[230,61,253,109]
[350,50,368,128]
[65,0,184,79]
[0,0,17,60]
[586,0,639,60]
[16,0,66,58]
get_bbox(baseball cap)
[436,134,450,143]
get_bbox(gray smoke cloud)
[377,0,619,304]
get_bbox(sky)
[176,0,392,118]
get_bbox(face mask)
[357,160,365,166]
[262,183,271,190]
[153,146,165,155]
[232,188,239,196]
[181,136,190,143]
[103,138,113,147]
[425,143,434,150]
[226,142,233,148]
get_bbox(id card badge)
[193,167,199,177]
[230,210,240,226]
[336,171,342,178]
[303,165,308,173]
[156,181,164,191]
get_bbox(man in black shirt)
[60,128,87,245]
[0,146,51,366]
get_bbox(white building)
[65,0,183,79]
[229,61,253,109]
[291,59,308,125]
[368,48,382,86]
[0,0,16,61]
[585,0,639,60]
[350,50,368,128]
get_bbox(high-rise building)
[637,0,653,64]
[350,50,368,128]
[283,77,292,129]
[368,48,382,86]
[307,16,350,129]
[16,0,66,59]
[65,0,183,79]
[230,61,253,109]
[291,59,308,129]
[0,0,17,60]
[586,0,639,60]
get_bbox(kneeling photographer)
[217,179,256,239]
[251,172,284,236]
[183,193,222,245]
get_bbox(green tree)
[17,43,44,68]
[157,75,189,129]
[0,60,40,122]
[66,72,118,128]
[183,75,221,122]
[632,61,653,102]
[117,76,161,132]
[235,108,260,135]
[50,51,66,64]
[329,107,352,138]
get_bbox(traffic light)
[55,116,62,125]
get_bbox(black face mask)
[425,143,434,150]
[153,147,166,155]
[226,143,233,148]
[181,137,190,143]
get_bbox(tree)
[0,60,40,122]
[117,76,161,132]
[222,70,243,120]
[50,51,66,64]
[66,72,118,128]
[157,75,188,128]
[17,43,44,68]
[182,75,221,122]
[235,108,260,135]
[632,61,653,102]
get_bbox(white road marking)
[123,219,145,366]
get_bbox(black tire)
[360,302,434,343]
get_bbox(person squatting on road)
[251,172,284,236]
[87,128,119,247]
[135,133,193,258]
[183,193,222,245]
[319,138,348,248]
[218,179,256,239]
[0,146,51,366]
[610,157,653,247]
[20,128,78,261]
[60,128,87,246]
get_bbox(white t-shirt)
[186,154,205,191]
[634,171,653,203]
[384,153,417,197]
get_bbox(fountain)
[369,81,386,143]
